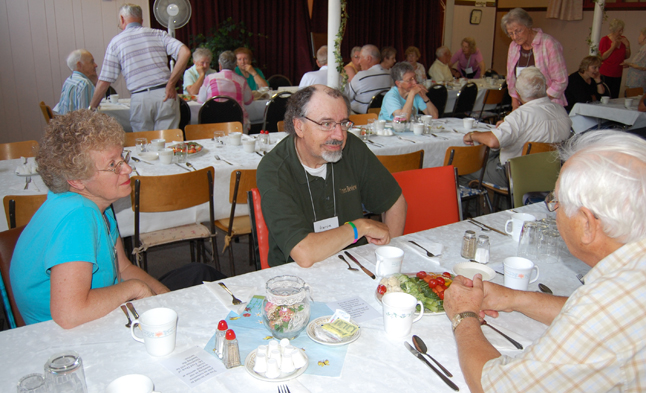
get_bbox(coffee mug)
[600,96,610,105]
[382,292,424,337]
[412,123,424,135]
[420,115,432,125]
[109,94,119,104]
[505,213,536,242]
[625,98,634,109]
[242,139,256,153]
[131,308,178,357]
[106,374,159,393]
[228,132,242,146]
[158,148,173,165]
[375,246,404,277]
[503,257,539,290]
[150,139,165,152]
[463,118,475,130]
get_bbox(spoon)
[120,305,132,328]
[538,283,553,294]
[185,162,197,171]
[337,255,359,271]
[412,335,453,377]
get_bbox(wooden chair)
[131,167,218,272]
[198,96,244,125]
[625,87,643,98]
[267,74,292,90]
[470,88,506,124]
[124,129,184,147]
[0,226,26,328]
[3,195,47,229]
[377,150,424,173]
[262,92,292,133]
[349,113,378,126]
[39,101,54,124]
[247,188,270,270]
[522,141,558,156]
[508,151,561,208]
[277,121,285,132]
[0,140,39,161]
[367,108,381,115]
[185,122,243,140]
[214,170,257,275]
[392,166,461,234]
[443,145,493,215]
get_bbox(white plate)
[453,262,496,281]
[244,348,308,382]
[15,172,39,177]
[137,152,159,161]
[306,316,361,346]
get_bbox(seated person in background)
[450,37,486,79]
[379,62,439,121]
[463,67,571,186]
[299,45,329,88]
[183,47,216,95]
[54,49,98,115]
[344,46,362,82]
[564,56,608,112]
[445,130,646,393]
[404,46,426,83]
[199,50,253,131]
[234,47,268,91]
[640,94,646,112]
[10,110,223,328]
[257,85,407,267]
[345,44,392,114]
[380,46,397,71]
[429,46,460,83]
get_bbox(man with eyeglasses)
[257,85,407,267]
[444,130,646,392]
[379,62,438,121]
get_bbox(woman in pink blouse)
[599,19,631,98]
[451,37,486,79]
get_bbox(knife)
[344,251,375,279]
[468,219,511,237]
[131,156,153,165]
[405,342,459,391]
[126,302,140,319]
[174,163,191,172]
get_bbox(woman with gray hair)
[183,47,216,95]
[600,19,631,98]
[379,62,438,121]
[344,46,362,82]
[502,7,568,109]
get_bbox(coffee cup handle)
[130,319,144,343]
[505,219,513,235]
[375,256,384,276]
[413,301,425,322]
[529,266,540,284]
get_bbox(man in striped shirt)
[53,50,97,115]
[445,130,646,393]
[89,3,190,132]
[345,45,391,114]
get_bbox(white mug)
[158,148,174,165]
[150,139,165,152]
[375,246,404,277]
[503,257,539,290]
[228,132,243,146]
[106,374,159,393]
[242,139,256,153]
[412,123,424,135]
[625,98,634,109]
[463,118,475,130]
[109,94,119,104]
[375,120,386,132]
[600,96,610,105]
[382,292,424,337]
[505,213,536,242]
[420,115,432,125]
[130,308,178,357]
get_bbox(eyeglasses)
[507,27,526,38]
[402,77,417,84]
[303,116,354,131]
[544,191,559,212]
[98,151,131,175]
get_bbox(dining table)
[0,203,590,392]
[569,96,646,133]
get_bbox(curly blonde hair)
[462,37,477,54]
[37,110,124,193]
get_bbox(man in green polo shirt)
[257,85,407,267]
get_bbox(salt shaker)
[215,320,228,359]
[474,235,490,264]
[223,329,241,369]
[460,230,477,259]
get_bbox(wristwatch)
[424,99,430,103]
[451,311,479,333]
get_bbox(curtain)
[149,0,313,86]
[547,0,583,21]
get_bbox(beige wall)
[451,5,497,70]
[0,0,150,144]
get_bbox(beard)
[321,139,343,163]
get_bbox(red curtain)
[149,0,313,86]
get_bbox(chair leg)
[189,241,196,262]
[143,252,148,272]
[248,234,254,267]
[228,243,235,276]
[482,192,493,214]
[211,236,220,271]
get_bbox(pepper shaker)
[461,230,477,259]
[223,329,241,369]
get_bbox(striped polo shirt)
[53,71,95,114]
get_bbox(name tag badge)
[314,216,339,233]
[465,66,474,75]
[516,66,526,78]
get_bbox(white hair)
[361,44,381,62]
[558,130,646,243]
[515,67,546,102]
[193,47,212,62]
[436,46,450,58]
[119,4,142,19]
[66,49,85,72]
[316,45,328,65]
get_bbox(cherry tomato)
[442,272,452,278]
[438,291,445,300]
[436,277,446,286]
[428,278,438,288]
[377,285,387,295]
[416,271,427,279]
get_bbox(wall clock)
[470,9,482,25]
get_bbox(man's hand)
[356,218,392,245]
[444,274,484,320]
[463,132,475,146]
[163,83,177,102]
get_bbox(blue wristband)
[346,221,358,244]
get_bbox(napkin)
[482,322,533,352]
[15,157,38,175]
[203,281,258,315]
[397,238,442,264]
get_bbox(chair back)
[508,152,561,208]
[393,166,461,234]
[377,150,424,173]
[452,82,478,115]
[267,74,292,90]
[178,98,192,133]
[0,140,39,160]
[185,122,243,140]
[349,113,378,126]
[427,84,448,117]
[522,141,558,156]
[39,102,54,124]
[0,226,26,328]
[124,129,183,147]
[367,90,388,112]
[367,108,381,115]
[3,195,47,229]
[443,144,489,176]
[277,121,285,132]
[262,92,292,133]
[247,188,269,270]
[625,87,643,97]
[198,96,244,125]
[484,69,499,77]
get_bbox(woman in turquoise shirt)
[234,47,268,91]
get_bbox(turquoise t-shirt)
[10,191,119,325]
[379,86,427,121]
[234,66,266,91]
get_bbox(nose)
[331,123,345,139]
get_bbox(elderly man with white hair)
[299,46,329,88]
[463,66,571,186]
[183,47,216,95]
[53,49,98,115]
[428,46,458,82]
[445,130,646,393]
[345,44,392,114]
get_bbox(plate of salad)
[169,141,205,156]
[375,271,454,315]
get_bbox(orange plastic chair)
[248,188,269,270]
[0,226,26,328]
[392,166,461,235]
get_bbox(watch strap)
[451,311,479,333]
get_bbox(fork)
[408,240,437,257]
[338,255,359,271]
[398,136,416,143]
[278,385,291,393]
[214,154,233,165]
[218,282,242,305]
[24,176,31,190]
[185,162,197,171]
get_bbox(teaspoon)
[338,255,359,271]
[538,283,553,294]
[412,335,453,377]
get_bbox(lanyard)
[303,164,336,222]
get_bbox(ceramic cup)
[131,308,178,357]
[503,257,539,290]
[412,122,424,135]
[228,132,243,146]
[158,148,173,165]
[150,139,165,152]
[625,98,634,109]
[106,374,159,393]
[242,139,256,153]
[600,96,610,105]
[505,213,536,242]
[463,118,475,130]
[375,246,404,277]
[109,94,119,104]
[382,292,424,337]
[420,115,432,125]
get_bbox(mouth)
[121,178,131,186]
[323,140,343,151]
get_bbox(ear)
[293,118,305,138]
[579,207,600,245]
[67,179,86,192]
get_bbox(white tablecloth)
[0,203,589,393]
[569,97,646,133]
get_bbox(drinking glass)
[17,374,48,393]
[44,351,88,393]
[135,138,147,154]
[517,221,540,260]
[540,230,560,264]
[174,142,187,163]
[367,118,375,135]
[214,131,225,148]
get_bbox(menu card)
[159,346,226,388]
